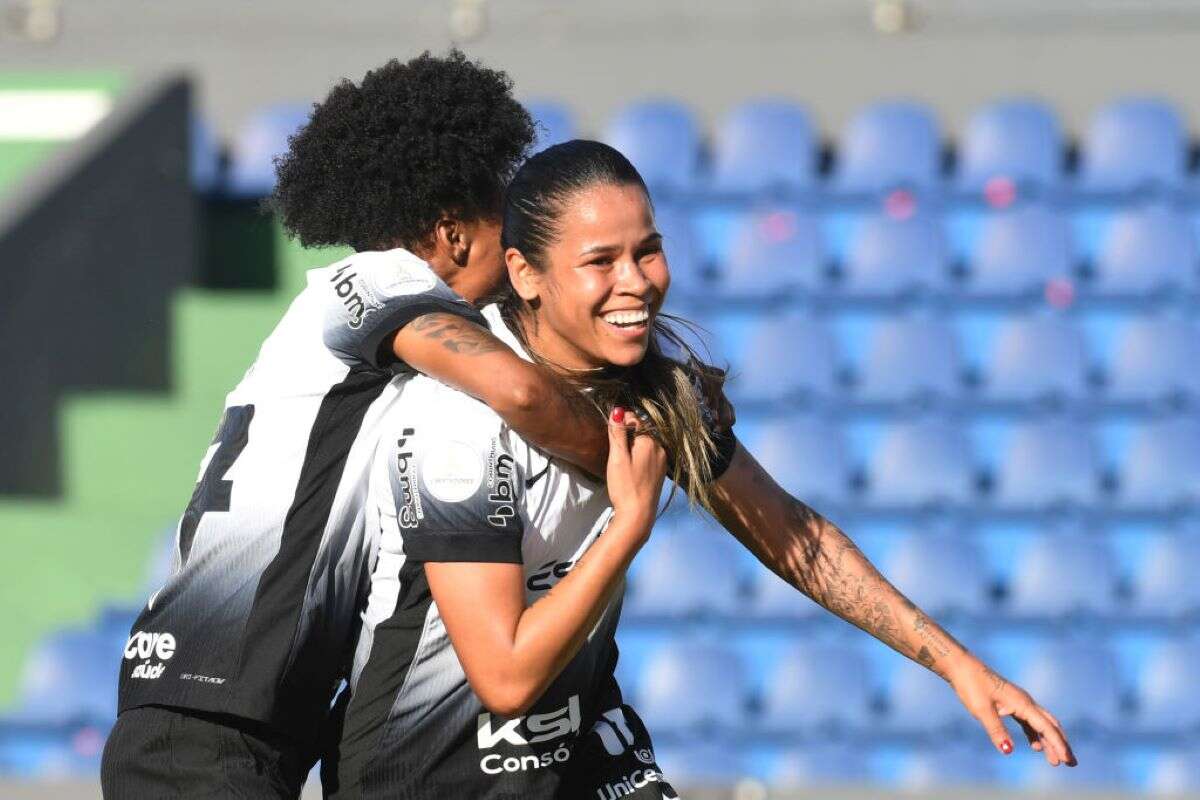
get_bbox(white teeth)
[602,309,649,326]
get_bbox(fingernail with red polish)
[1000,740,1013,755]
[611,407,625,423]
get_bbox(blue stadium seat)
[710,100,817,196]
[637,641,748,733]
[895,744,997,790]
[731,317,839,404]
[1080,97,1188,193]
[957,99,1063,193]
[885,657,975,733]
[834,101,941,194]
[1146,748,1200,796]
[719,208,826,297]
[190,117,223,194]
[13,630,119,725]
[1129,531,1200,618]
[966,205,1074,298]
[865,419,976,509]
[652,741,747,786]
[1092,206,1197,297]
[839,214,949,299]
[882,531,990,616]
[526,100,576,152]
[1006,531,1118,619]
[746,417,851,507]
[770,744,868,788]
[626,521,743,619]
[1134,640,1200,734]
[1117,419,1200,511]
[981,316,1090,404]
[759,641,873,734]
[0,724,105,779]
[655,205,706,297]
[1106,318,1200,404]
[1016,639,1121,732]
[853,317,963,404]
[748,569,822,619]
[227,103,310,197]
[602,100,700,194]
[991,420,1101,511]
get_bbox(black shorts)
[101,705,313,799]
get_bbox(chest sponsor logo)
[477,694,581,775]
[477,694,581,749]
[526,559,574,592]
[486,445,517,528]
[330,263,377,330]
[423,439,485,503]
[124,630,175,680]
[395,428,422,528]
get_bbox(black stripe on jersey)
[404,530,523,564]
[234,365,392,741]
[324,558,433,800]
[360,298,487,370]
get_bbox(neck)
[514,311,607,376]
[402,244,488,306]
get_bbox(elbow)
[499,373,543,418]
[475,682,538,719]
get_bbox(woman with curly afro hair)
[102,51,633,800]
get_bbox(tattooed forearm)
[779,498,969,676]
[410,313,505,356]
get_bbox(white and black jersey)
[325,306,689,800]
[117,248,484,749]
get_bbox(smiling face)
[506,182,670,370]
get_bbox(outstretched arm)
[708,443,1076,767]
[389,313,607,478]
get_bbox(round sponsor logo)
[423,440,485,502]
[383,264,438,296]
[634,747,655,765]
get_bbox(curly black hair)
[271,50,535,252]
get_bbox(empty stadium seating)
[12,87,1200,795]
[957,99,1063,194]
[710,100,816,197]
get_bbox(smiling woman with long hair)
[322,141,1077,799]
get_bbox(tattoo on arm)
[777,496,967,672]
[409,314,505,356]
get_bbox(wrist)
[607,508,654,541]
[943,649,984,685]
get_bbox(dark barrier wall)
[0,76,196,495]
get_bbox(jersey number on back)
[178,404,255,564]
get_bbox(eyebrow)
[578,232,663,258]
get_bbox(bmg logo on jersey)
[330,263,376,330]
[486,446,517,528]
[395,428,423,529]
[124,630,176,680]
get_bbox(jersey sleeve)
[388,406,526,564]
[322,250,487,370]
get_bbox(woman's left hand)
[948,657,1077,767]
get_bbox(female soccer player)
[323,140,1076,799]
[103,53,674,799]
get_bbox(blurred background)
[3,1,1200,797]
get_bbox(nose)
[614,257,654,300]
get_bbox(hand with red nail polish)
[947,656,1077,768]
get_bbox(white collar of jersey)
[480,304,533,364]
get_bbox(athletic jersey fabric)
[117,248,483,748]
[325,305,683,799]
